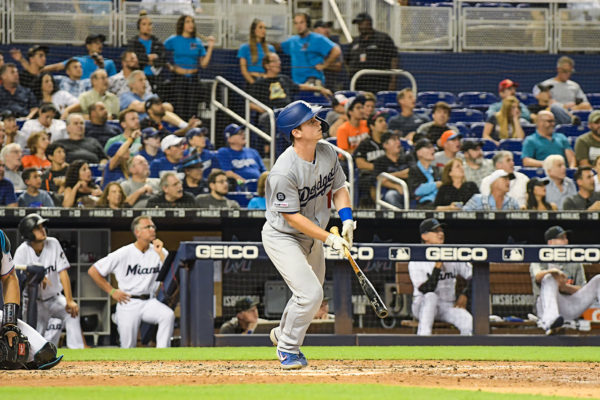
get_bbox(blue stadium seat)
[468,122,485,138]
[449,108,484,124]
[377,107,399,121]
[431,2,454,6]
[482,139,497,152]
[522,123,536,136]
[335,90,359,99]
[294,92,330,106]
[499,139,523,152]
[586,93,600,109]
[317,108,331,120]
[556,124,587,138]
[89,164,104,178]
[475,2,513,7]
[454,122,470,137]
[325,136,337,146]
[400,139,413,151]
[566,168,577,180]
[513,152,522,166]
[572,110,591,123]
[417,91,457,108]
[376,91,399,108]
[484,151,496,159]
[414,108,431,116]
[518,167,545,179]
[457,92,498,111]
[515,92,537,106]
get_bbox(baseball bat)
[330,226,389,319]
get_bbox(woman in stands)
[524,177,557,211]
[22,131,51,169]
[126,11,166,89]
[34,73,77,114]
[164,14,215,120]
[247,171,268,210]
[434,158,479,211]
[238,19,275,85]
[482,96,525,146]
[62,159,102,207]
[95,182,128,209]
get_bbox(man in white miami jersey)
[88,215,174,348]
[14,213,84,349]
[263,100,354,370]
[408,218,473,336]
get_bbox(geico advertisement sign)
[325,246,374,260]
[426,247,487,261]
[539,248,600,262]
[195,245,259,259]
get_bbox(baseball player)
[530,226,598,335]
[407,218,473,336]
[13,213,84,349]
[0,228,63,370]
[88,215,174,348]
[263,100,354,369]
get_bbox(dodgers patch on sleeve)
[276,192,286,201]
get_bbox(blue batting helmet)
[276,100,329,140]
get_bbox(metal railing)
[319,139,355,209]
[210,76,276,169]
[350,69,417,93]
[375,172,409,211]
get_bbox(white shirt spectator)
[533,78,588,106]
[480,170,529,208]
[51,90,78,114]
[20,119,68,147]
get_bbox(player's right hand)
[111,289,131,304]
[325,234,350,253]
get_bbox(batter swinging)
[263,100,355,370]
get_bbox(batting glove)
[341,220,356,249]
[325,234,350,253]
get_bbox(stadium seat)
[513,152,522,166]
[89,163,104,178]
[572,110,591,123]
[556,124,587,138]
[414,108,431,116]
[294,92,330,106]
[454,122,470,137]
[484,151,496,159]
[522,123,536,136]
[475,2,513,7]
[518,167,545,179]
[335,90,359,99]
[325,136,337,146]
[400,139,413,151]
[499,139,523,152]
[482,139,497,151]
[457,92,498,111]
[566,168,577,180]
[416,91,457,108]
[468,122,485,138]
[586,93,600,109]
[317,108,331,120]
[377,107,399,121]
[515,92,537,106]
[449,108,484,124]
[376,91,399,108]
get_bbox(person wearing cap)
[486,79,531,122]
[415,102,457,145]
[280,12,341,86]
[63,69,120,120]
[109,51,152,97]
[84,102,120,147]
[21,103,67,146]
[138,127,164,164]
[408,218,473,336]
[17,168,55,208]
[522,110,576,169]
[120,155,159,208]
[149,134,186,178]
[563,166,600,211]
[528,83,574,126]
[195,169,240,209]
[104,109,142,155]
[187,127,219,179]
[388,88,430,141]
[334,96,368,153]
[126,11,167,88]
[216,124,266,192]
[346,12,398,93]
[325,94,348,130]
[529,226,593,335]
[55,114,107,164]
[53,59,92,98]
[8,44,48,90]
[373,132,413,208]
[524,177,556,211]
[532,56,592,111]
[0,63,38,118]
[1,110,27,147]
[102,126,141,189]
[0,156,17,207]
[408,138,441,209]
[479,151,528,207]
[574,110,600,167]
[0,143,25,190]
[482,96,525,146]
[44,33,117,80]
[434,159,479,211]
[462,140,493,187]
[542,154,577,210]
[178,154,208,197]
[219,297,260,334]
[237,19,276,85]
[463,169,520,211]
[434,130,463,174]
[35,72,78,115]
[146,171,196,208]
[139,95,200,138]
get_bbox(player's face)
[549,234,568,246]
[136,218,156,241]
[32,224,47,242]
[296,116,323,142]
[421,227,444,245]
[239,306,258,323]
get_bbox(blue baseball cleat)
[277,350,307,370]
[271,328,308,367]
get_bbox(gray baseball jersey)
[409,261,473,302]
[265,142,347,235]
[529,262,586,300]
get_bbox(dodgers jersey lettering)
[265,142,346,234]
[408,261,472,302]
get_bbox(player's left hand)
[66,300,79,318]
[342,220,356,249]
[455,294,467,309]
[152,239,164,255]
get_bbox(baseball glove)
[0,324,30,370]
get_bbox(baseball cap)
[1,110,16,120]
[488,169,515,187]
[235,297,259,313]
[414,138,434,152]
[352,12,373,24]
[498,79,519,91]
[544,225,570,241]
[588,110,600,124]
[178,154,203,171]
[85,33,106,44]
[313,20,333,29]
[27,44,49,58]
[526,177,550,193]
[160,134,185,152]
[185,127,207,140]
[141,127,160,140]
[461,140,482,152]
[536,83,554,92]
[380,131,399,145]
[345,95,366,114]
[419,218,445,234]
[144,95,162,111]
[223,123,244,140]
[331,94,348,107]
[367,110,389,127]
[439,130,461,147]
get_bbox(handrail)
[327,0,352,43]
[350,69,417,93]
[375,172,409,210]
[319,139,354,209]
[210,76,276,168]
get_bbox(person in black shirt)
[434,158,479,211]
[42,142,69,194]
[85,102,122,146]
[388,88,429,141]
[55,114,107,164]
[373,132,413,208]
[9,45,48,90]
[528,83,574,126]
[0,63,38,118]
[178,154,209,197]
[355,110,387,207]
[146,171,197,208]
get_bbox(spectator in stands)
[544,154,577,210]
[574,110,600,167]
[9,45,48,90]
[355,110,388,175]
[62,159,102,208]
[56,114,107,164]
[149,134,185,178]
[463,170,520,211]
[21,103,67,145]
[522,111,575,168]
[347,12,397,92]
[247,171,268,210]
[104,109,142,155]
[334,96,368,153]
[408,138,441,209]
[0,143,24,190]
[216,124,266,191]
[103,135,137,189]
[238,19,275,85]
[434,158,479,211]
[416,102,456,145]
[140,96,200,137]
[53,59,91,98]
[42,143,68,194]
[120,155,159,208]
[281,12,341,86]
[524,177,556,211]
[22,131,50,169]
[0,63,38,118]
[109,52,151,97]
[146,171,196,208]
[528,83,574,126]
[388,88,429,141]
[362,92,376,119]
[138,127,164,164]
[462,141,493,188]
[18,168,54,208]
[44,33,117,79]
[178,154,208,197]
[325,94,348,130]
[0,120,5,149]
[532,56,592,111]
[196,169,241,209]
[434,130,463,174]
[85,102,121,147]
[187,127,219,179]
[482,96,525,146]
[95,182,128,209]
[64,69,119,119]
[373,132,412,208]
[594,156,600,192]
[0,159,17,207]
[219,297,259,334]
[164,15,215,120]
[118,70,153,114]
[480,151,529,207]
[486,79,531,122]
[34,73,77,115]
[563,166,600,211]
[126,11,166,88]
[1,110,27,146]
[312,20,344,92]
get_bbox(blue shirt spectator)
[0,64,38,117]
[247,196,266,210]
[463,193,520,211]
[139,148,164,164]
[17,191,55,208]
[119,91,152,120]
[237,43,275,74]
[164,35,207,71]
[0,179,17,206]
[63,55,117,80]
[55,76,91,98]
[281,31,336,84]
[149,134,186,178]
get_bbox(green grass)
[0,385,590,400]
[58,346,600,362]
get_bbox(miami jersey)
[408,261,472,303]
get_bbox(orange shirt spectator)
[22,154,51,169]
[336,119,369,153]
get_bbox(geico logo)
[325,246,374,260]
[539,248,600,263]
[195,245,259,259]
[426,247,487,261]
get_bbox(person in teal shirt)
[45,34,117,79]
[522,110,576,168]
[237,19,276,85]
[247,171,268,210]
